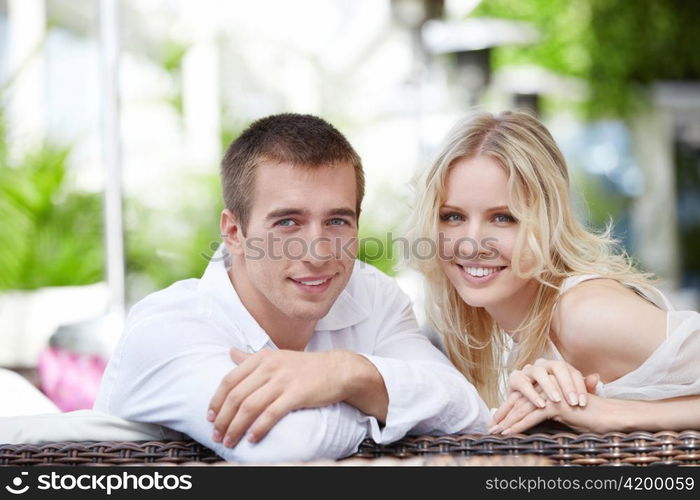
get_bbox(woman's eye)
[493,213,515,223]
[275,219,296,227]
[440,213,464,222]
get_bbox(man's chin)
[288,306,333,322]
[280,297,336,322]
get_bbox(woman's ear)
[220,209,245,256]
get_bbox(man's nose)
[301,224,335,264]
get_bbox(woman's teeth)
[462,266,502,277]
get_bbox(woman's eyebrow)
[439,204,510,212]
[485,205,510,212]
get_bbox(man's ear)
[220,209,245,256]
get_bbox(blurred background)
[1,0,699,413]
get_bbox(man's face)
[227,161,358,325]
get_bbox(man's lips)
[288,275,335,294]
[290,275,334,286]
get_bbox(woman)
[407,110,700,434]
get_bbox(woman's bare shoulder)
[550,278,666,381]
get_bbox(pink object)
[37,347,107,412]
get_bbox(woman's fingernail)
[212,430,222,442]
[579,394,587,406]
[223,436,234,448]
[247,432,257,443]
[207,409,216,422]
[488,425,500,434]
[550,392,562,402]
[536,398,546,408]
[568,392,578,405]
[501,428,511,436]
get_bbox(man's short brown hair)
[220,113,365,232]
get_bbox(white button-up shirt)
[94,247,490,463]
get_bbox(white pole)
[6,0,46,160]
[181,0,221,167]
[98,0,125,338]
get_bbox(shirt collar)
[314,261,370,331]
[198,245,270,351]
[198,244,370,351]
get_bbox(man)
[94,113,489,463]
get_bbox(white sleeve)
[599,309,700,400]
[358,276,490,443]
[100,317,368,463]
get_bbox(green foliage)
[219,107,252,153]
[220,123,240,153]
[165,93,184,117]
[124,172,224,298]
[570,169,628,230]
[358,224,399,277]
[675,142,700,283]
[472,0,700,118]
[586,0,700,117]
[0,116,105,291]
[356,182,411,277]
[473,0,592,78]
[160,40,189,74]
[156,39,190,119]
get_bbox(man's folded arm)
[358,276,491,442]
[99,318,368,463]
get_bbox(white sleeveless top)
[543,274,700,400]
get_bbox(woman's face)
[438,155,536,314]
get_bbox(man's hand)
[207,348,387,448]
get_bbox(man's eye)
[493,214,516,223]
[328,218,348,226]
[275,219,296,227]
[440,213,464,222]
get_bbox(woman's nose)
[455,222,494,260]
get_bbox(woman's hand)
[489,388,627,435]
[493,389,700,435]
[491,362,599,433]
[507,358,598,408]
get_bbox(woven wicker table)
[2,431,699,466]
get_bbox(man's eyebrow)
[328,208,357,218]
[265,207,357,220]
[265,208,308,220]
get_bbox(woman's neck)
[485,279,540,337]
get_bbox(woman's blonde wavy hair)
[406,110,655,408]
